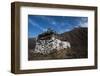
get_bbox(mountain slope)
[60,27,88,58]
[28,27,88,60]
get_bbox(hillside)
[60,27,88,58]
[28,27,88,60]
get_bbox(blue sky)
[28,15,88,38]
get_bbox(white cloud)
[29,19,46,31]
[78,17,88,27]
[79,21,88,27]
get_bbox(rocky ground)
[28,48,72,60]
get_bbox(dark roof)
[38,28,57,39]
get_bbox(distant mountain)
[28,38,36,49]
[28,27,88,60]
